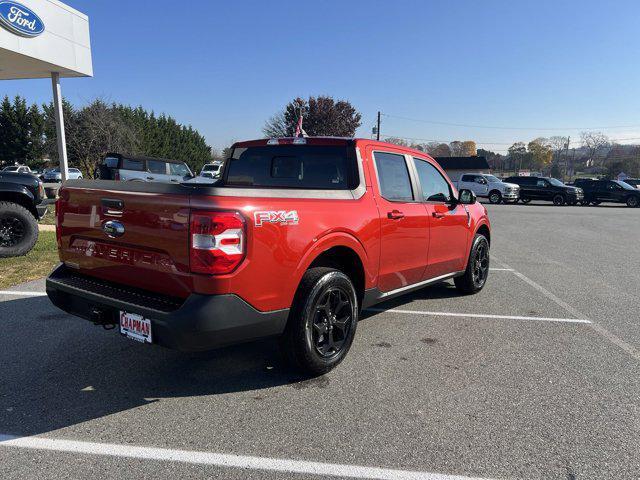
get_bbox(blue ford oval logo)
[0,1,45,38]
[102,220,125,238]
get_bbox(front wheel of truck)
[454,233,490,294]
[280,267,358,376]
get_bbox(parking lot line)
[365,308,590,324]
[0,290,47,297]
[0,434,491,480]
[493,258,640,362]
[488,268,514,271]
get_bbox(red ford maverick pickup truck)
[47,138,491,375]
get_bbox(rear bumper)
[46,264,289,352]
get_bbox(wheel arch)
[0,190,37,218]
[475,223,491,246]
[291,233,371,308]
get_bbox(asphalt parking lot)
[1,202,639,480]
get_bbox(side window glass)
[122,158,144,171]
[537,180,546,187]
[413,158,452,203]
[147,160,167,174]
[461,174,473,182]
[170,162,191,177]
[374,152,414,202]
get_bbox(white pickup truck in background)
[456,173,520,204]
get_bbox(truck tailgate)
[57,185,192,298]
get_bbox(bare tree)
[262,110,288,137]
[580,131,609,167]
[424,142,452,157]
[382,137,410,147]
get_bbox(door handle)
[146,176,154,180]
[387,210,404,220]
[432,212,445,219]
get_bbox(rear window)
[225,145,356,189]
[104,157,119,168]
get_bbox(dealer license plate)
[119,311,152,344]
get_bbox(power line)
[381,132,640,146]
[381,113,640,131]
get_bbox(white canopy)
[0,0,92,180]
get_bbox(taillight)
[189,211,246,275]
[54,197,63,246]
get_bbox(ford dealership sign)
[0,1,44,37]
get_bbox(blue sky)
[3,0,640,153]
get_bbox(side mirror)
[458,189,476,205]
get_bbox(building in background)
[0,0,92,181]
[435,156,490,183]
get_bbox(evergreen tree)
[0,95,45,167]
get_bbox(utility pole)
[376,111,381,141]
[564,136,571,181]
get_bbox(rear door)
[602,181,623,202]
[118,157,147,181]
[370,150,430,292]
[412,157,469,278]
[147,159,171,183]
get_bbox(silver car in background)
[43,167,83,182]
[97,154,194,182]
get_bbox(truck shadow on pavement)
[0,296,296,437]
[0,284,462,437]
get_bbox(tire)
[0,201,39,258]
[553,194,566,206]
[280,267,358,376]
[580,200,590,206]
[627,196,639,208]
[488,191,502,204]
[520,198,531,204]
[454,234,490,295]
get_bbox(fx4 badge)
[254,210,299,227]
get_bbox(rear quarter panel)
[189,193,380,311]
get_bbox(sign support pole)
[51,72,69,182]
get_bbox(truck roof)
[231,137,437,159]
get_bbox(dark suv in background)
[504,176,584,206]
[574,179,640,207]
[0,170,47,257]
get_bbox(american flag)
[294,114,307,137]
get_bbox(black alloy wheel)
[0,216,26,248]
[281,267,358,376]
[454,234,490,294]
[627,196,639,208]
[553,194,566,206]
[308,287,353,359]
[0,202,39,258]
[471,239,490,289]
